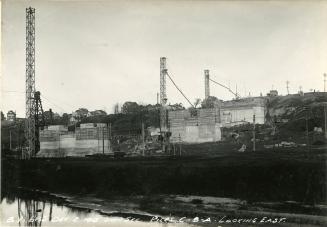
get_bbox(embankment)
[2,149,326,204]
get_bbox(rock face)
[266,92,327,126]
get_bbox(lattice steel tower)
[25,7,36,158]
[160,57,168,132]
[204,69,210,99]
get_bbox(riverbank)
[3,188,327,226]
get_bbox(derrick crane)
[25,7,45,158]
[160,57,168,132]
[159,57,195,153]
[34,91,45,153]
[204,70,210,99]
[159,57,170,153]
[25,7,36,158]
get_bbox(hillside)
[266,92,326,134]
[267,92,327,118]
[217,93,327,150]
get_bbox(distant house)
[69,114,78,125]
[7,110,16,121]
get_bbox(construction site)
[0,7,324,159]
[2,5,327,227]
[36,63,270,157]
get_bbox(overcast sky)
[2,0,327,117]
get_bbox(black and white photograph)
[1,0,327,226]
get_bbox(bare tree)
[194,98,201,108]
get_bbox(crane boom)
[209,78,240,98]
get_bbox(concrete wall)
[80,123,95,128]
[38,126,111,157]
[168,109,221,143]
[168,98,266,143]
[72,139,110,157]
[220,97,266,127]
[59,135,76,156]
[220,107,257,126]
[47,125,68,131]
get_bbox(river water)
[1,189,326,227]
[0,194,195,227]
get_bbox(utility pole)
[97,127,100,153]
[286,81,290,95]
[107,123,109,153]
[108,123,112,153]
[305,107,309,151]
[324,104,327,139]
[102,126,104,155]
[179,133,182,156]
[253,114,256,152]
[58,133,61,157]
[18,123,22,156]
[141,122,145,156]
[9,130,12,150]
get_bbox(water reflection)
[1,193,195,227]
[17,198,45,227]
